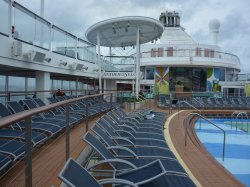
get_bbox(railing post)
[85,104,89,132]
[110,93,113,108]
[25,116,32,187]
[7,92,10,102]
[99,95,102,112]
[184,116,188,146]
[65,104,70,161]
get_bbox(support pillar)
[36,71,50,104]
[135,27,140,98]
[97,32,102,93]
[103,79,107,93]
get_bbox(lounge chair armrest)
[87,158,137,171]
[114,130,135,139]
[120,120,136,127]
[107,146,138,158]
[118,124,136,133]
[99,178,138,187]
[111,137,135,147]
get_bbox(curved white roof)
[85,16,164,47]
[160,27,196,45]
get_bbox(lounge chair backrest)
[0,103,12,117]
[107,112,121,123]
[47,97,57,104]
[84,133,115,160]
[96,118,117,137]
[91,124,116,147]
[59,158,101,187]
[33,98,46,107]
[7,101,25,113]
[102,116,118,129]
[22,99,38,109]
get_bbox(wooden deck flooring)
[167,110,244,187]
[0,117,98,187]
[0,106,245,187]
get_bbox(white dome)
[209,19,220,30]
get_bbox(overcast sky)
[16,0,250,72]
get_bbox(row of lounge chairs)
[0,95,119,176]
[158,95,250,109]
[59,108,196,187]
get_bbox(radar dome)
[209,19,220,31]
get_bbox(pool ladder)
[184,112,226,161]
[231,111,249,133]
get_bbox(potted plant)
[175,80,184,92]
[124,96,145,110]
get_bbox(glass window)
[8,76,25,101]
[0,0,9,35]
[210,50,214,58]
[66,34,77,58]
[151,48,157,57]
[34,19,50,49]
[53,80,62,90]
[78,39,96,63]
[146,67,155,80]
[167,47,173,56]
[196,48,201,57]
[8,76,25,91]
[28,78,35,91]
[52,26,66,55]
[158,48,163,57]
[14,5,35,43]
[62,80,70,90]
[204,49,210,57]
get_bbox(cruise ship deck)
[1,0,250,186]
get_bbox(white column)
[97,32,102,93]
[103,78,107,93]
[36,71,50,104]
[135,27,140,98]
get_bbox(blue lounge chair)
[33,98,82,122]
[22,99,80,125]
[0,103,62,136]
[0,139,26,161]
[83,133,195,187]
[7,101,66,129]
[102,115,165,141]
[0,153,12,176]
[97,117,168,148]
[90,124,174,159]
[59,158,139,187]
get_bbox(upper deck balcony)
[0,1,98,77]
[139,44,240,70]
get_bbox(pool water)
[195,118,250,186]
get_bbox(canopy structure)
[85,16,164,96]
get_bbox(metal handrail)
[0,90,131,187]
[193,98,206,109]
[231,111,249,133]
[178,100,202,121]
[184,112,226,161]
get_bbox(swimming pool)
[195,118,250,186]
